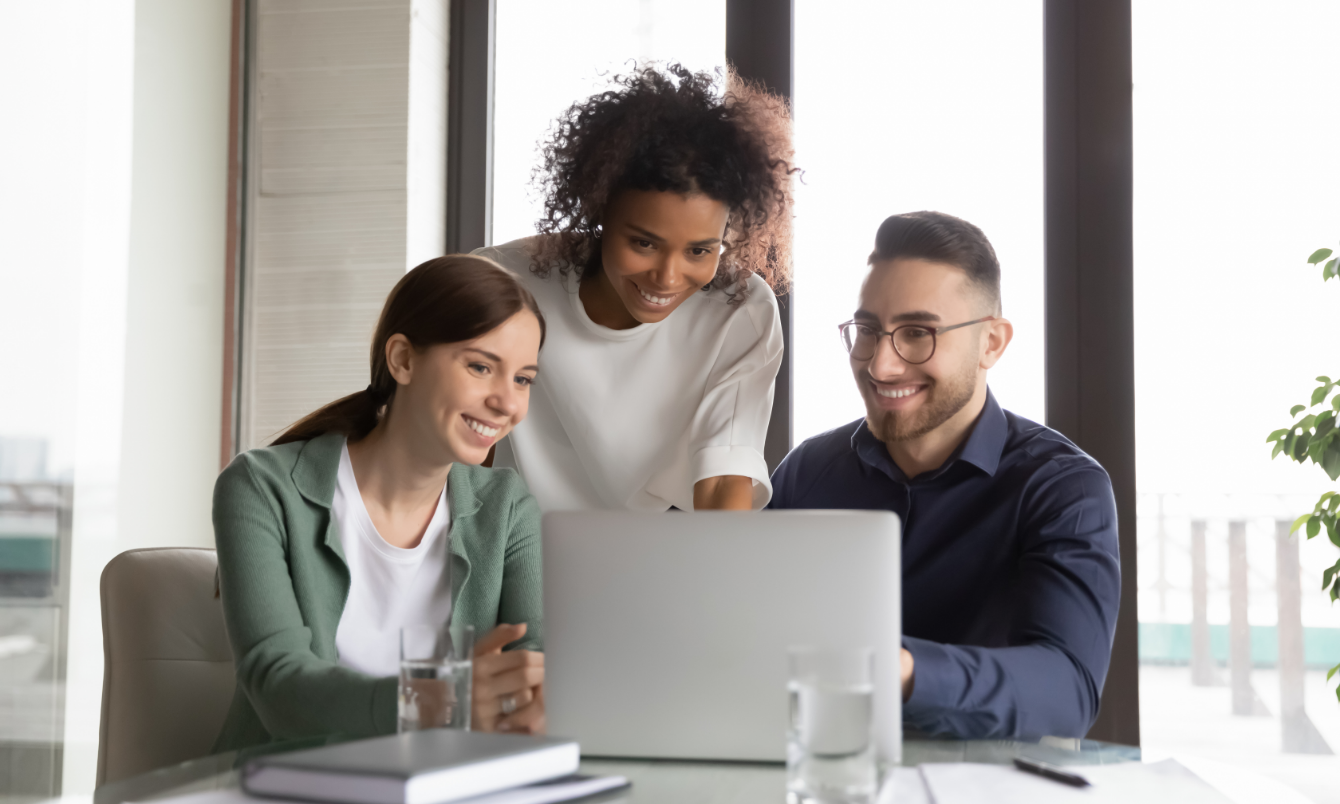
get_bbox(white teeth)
[876,386,919,399]
[638,287,673,306]
[465,417,499,437]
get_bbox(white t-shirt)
[332,441,453,677]
[476,237,783,512]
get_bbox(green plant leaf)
[1313,385,1331,406]
[1326,564,1339,591]
[1334,394,1340,412]
[1292,404,1307,417]
[1267,428,1290,442]
[1323,441,1340,482]
[1329,663,1339,684]
[1308,247,1334,264]
[1321,376,1336,385]
[1293,431,1312,461]
[1292,513,1312,534]
[1272,442,1286,459]
[1301,414,1317,430]
[1307,516,1321,539]
[1326,258,1339,280]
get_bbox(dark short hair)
[868,211,1001,313]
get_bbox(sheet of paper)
[877,766,931,804]
[918,759,1232,804]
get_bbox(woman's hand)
[471,623,546,734]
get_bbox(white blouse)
[476,237,783,512]
[332,441,453,676]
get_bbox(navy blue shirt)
[769,390,1120,740]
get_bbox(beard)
[864,357,979,443]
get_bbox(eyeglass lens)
[842,324,936,364]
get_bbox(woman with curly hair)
[476,63,796,512]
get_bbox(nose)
[865,332,908,380]
[486,376,524,420]
[646,251,684,290]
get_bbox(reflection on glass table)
[92,736,1141,804]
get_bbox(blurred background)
[1,0,1337,801]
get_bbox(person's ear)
[979,317,1013,370]
[385,334,416,386]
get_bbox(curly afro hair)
[529,63,797,301]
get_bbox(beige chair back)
[97,548,236,786]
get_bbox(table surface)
[93,737,1142,804]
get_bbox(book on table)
[240,729,584,804]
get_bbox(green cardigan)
[210,433,542,753]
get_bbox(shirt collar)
[851,388,1008,482]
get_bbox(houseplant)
[1265,244,1340,700]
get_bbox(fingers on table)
[475,685,535,719]
[497,697,545,735]
[475,650,544,687]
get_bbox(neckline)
[566,275,666,341]
[339,442,449,563]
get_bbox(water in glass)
[399,657,471,732]
[787,648,877,804]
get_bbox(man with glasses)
[770,211,1120,740]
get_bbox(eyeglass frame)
[837,316,997,365]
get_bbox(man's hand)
[471,623,546,734]
[901,648,915,702]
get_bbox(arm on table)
[901,466,1122,739]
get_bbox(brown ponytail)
[271,255,545,446]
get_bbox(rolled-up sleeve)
[687,287,784,508]
[901,465,1122,739]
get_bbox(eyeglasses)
[838,316,996,364]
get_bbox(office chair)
[96,548,236,786]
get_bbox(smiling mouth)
[633,282,676,307]
[874,384,924,399]
[463,414,501,438]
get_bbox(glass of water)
[399,624,474,732]
[787,646,877,804]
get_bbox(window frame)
[360,0,1141,746]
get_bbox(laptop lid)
[542,510,901,764]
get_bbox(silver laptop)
[542,510,901,764]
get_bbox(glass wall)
[791,0,1045,445]
[1133,2,1340,800]
[0,0,229,796]
[492,0,727,246]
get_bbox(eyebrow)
[626,223,722,249]
[463,347,539,373]
[853,309,942,324]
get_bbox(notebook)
[241,730,581,804]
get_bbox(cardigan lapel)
[446,463,482,609]
[292,433,348,565]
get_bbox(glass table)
[93,737,1141,804]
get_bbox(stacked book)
[241,730,627,804]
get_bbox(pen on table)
[1012,757,1092,788]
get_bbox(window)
[791,0,1045,445]
[491,0,726,246]
[1133,2,1340,798]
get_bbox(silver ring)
[500,694,517,715]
